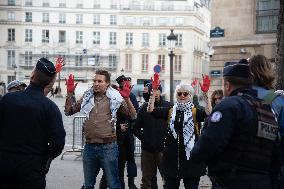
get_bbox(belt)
[86,136,117,145]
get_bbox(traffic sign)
[153,64,161,73]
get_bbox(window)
[175,17,184,26]
[8,12,15,21]
[94,0,100,8]
[76,14,83,24]
[109,54,117,68]
[59,13,66,24]
[8,0,15,6]
[76,0,83,8]
[25,29,32,42]
[159,33,166,47]
[94,54,100,66]
[141,54,149,72]
[125,16,136,25]
[256,0,280,33]
[157,55,165,72]
[25,12,32,22]
[42,13,49,23]
[24,51,33,66]
[125,54,132,72]
[8,28,15,42]
[76,31,83,44]
[41,51,49,59]
[110,0,117,9]
[8,76,16,83]
[126,33,133,46]
[75,54,83,66]
[142,33,149,47]
[109,32,117,45]
[59,30,66,43]
[175,34,183,47]
[158,17,169,26]
[110,15,117,25]
[141,17,151,26]
[93,32,100,45]
[7,50,15,68]
[42,30,49,43]
[93,14,100,24]
[42,0,49,7]
[59,0,66,7]
[174,55,182,73]
[25,0,32,6]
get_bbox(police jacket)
[0,83,66,160]
[133,98,172,152]
[154,107,207,178]
[191,87,279,178]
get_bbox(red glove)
[55,57,65,73]
[66,74,78,93]
[199,75,211,93]
[118,81,131,98]
[151,73,160,90]
[191,78,198,88]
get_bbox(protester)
[248,54,284,188]
[0,57,66,189]
[64,70,137,189]
[7,80,27,93]
[210,89,223,108]
[134,74,172,189]
[99,75,139,189]
[147,74,210,189]
[191,60,279,189]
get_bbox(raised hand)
[199,75,211,93]
[191,78,198,88]
[55,57,65,73]
[66,74,78,94]
[151,73,160,90]
[118,81,131,98]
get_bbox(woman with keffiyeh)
[147,74,210,189]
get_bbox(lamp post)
[167,29,177,103]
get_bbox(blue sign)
[210,27,225,38]
[153,64,161,73]
[210,70,221,77]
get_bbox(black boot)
[128,177,138,189]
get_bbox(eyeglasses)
[39,59,56,74]
[177,92,189,97]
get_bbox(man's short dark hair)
[95,70,111,83]
[32,69,56,88]
[224,76,252,88]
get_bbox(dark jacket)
[191,88,279,180]
[0,83,66,159]
[133,98,172,152]
[151,105,207,178]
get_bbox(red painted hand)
[66,74,78,93]
[151,73,160,90]
[199,75,211,93]
[55,57,65,73]
[118,81,131,98]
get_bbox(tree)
[275,0,284,89]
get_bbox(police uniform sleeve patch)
[210,111,222,123]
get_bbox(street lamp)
[167,29,177,103]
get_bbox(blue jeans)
[83,142,121,189]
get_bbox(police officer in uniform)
[0,57,66,189]
[190,60,279,189]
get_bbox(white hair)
[175,83,195,98]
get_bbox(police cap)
[36,57,56,77]
[223,59,251,79]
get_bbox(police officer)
[0,57,66,189]
[190,60,279,189]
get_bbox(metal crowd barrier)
[61,115,142,160]
[61,116,86,160]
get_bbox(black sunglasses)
[177,92,189,97]
[39,59,56,74]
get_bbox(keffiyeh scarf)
[169,101,195,160]
[81,86,123,126]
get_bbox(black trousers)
[0,152,46,189]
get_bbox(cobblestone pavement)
[46,97,212,189]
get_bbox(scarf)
[169,101,195,160]
[81,86,123,128]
